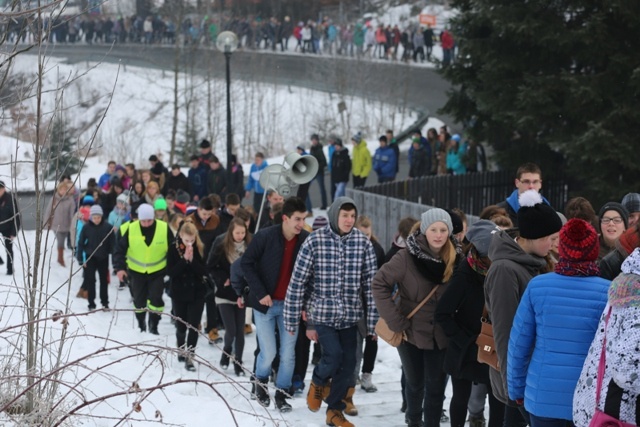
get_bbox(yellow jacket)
[352,140,372,178]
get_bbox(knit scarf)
[554,259,600,277]
[467,247,489,276]
[227,241,246,264]
[406,231,446,284]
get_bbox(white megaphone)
[284,152,319,184]
[258,164,292,197]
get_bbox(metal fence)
[347,170,570,251]
[358,170,569,217]
[346,188,480,252]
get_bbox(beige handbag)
[375,285,440,347]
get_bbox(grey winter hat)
[328,197,358,234]
[420,208,453,235]
[466,220,501,257]
[622,193,640,214]
[116,194,129,205]
[137,203,155,221]
[90,205,103,217]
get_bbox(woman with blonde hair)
[167,220,208,371]
[144,181,162,205]
[208,218,252,376]
[373,208,459,427]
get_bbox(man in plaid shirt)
[284,196,378,427]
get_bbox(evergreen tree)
[439,0,640,206]
[44,116,82,181]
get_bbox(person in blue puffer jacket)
[372,135,397,183]
[507,218,609,427]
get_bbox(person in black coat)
[408,139,430,178]
[167,221,209,371]
[0,181,20,275]
[163,164,191,196]
[207,218,250,376]
[330,139,351,201]
[435,220,505,427]
[310,134,329,209]
[77,205,114,310]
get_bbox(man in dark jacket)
[241,197,309,412]
[484,190,562,425]
[0,181,20,275]
[330,139,351,202]
[207,155,227,198]
[188,155,208,202]
[163,164,191,196]
[309,134,329,209]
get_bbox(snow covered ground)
[0,230,460,426]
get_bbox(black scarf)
[405,231,446,284]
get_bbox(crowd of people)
[5,13,458,65]
[27,131,640,427]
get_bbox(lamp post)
[216,31,238,190]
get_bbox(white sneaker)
[360,373,377,392]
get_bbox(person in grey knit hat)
[420,208,453,235]
[621,193,640,227]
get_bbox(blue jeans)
[334,182,347,200]
[529,414,573,427]
[313,173,328,208]
[312,325,357,411]
[397,341,447,427]
[253,301,298,390]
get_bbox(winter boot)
[184,352,196,372]
[135,312,147,332]
[307,381,325,412]
[343,386,358,416]
[323,379,332,402]
[234,360,245,377]
[244,324,253,334]
[468,415,486,427]
[76,287,88,299]
[275,389,292,413]
[360,372,377,392]
[254,378,271,408]
[220,351,230,370]
[57,247,65,267]
[176,333,187,362]
[148,313,160,335]
[325,409,355,427]
[208,328,222,344]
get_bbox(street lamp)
[216,31,238,191]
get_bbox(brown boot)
[244,324,253,334]
[323,379,332,402]
[208,328,222,344]
[57,247,65,267]
[326,409,354,427]
[76,288,88,299]
[307,381,324,412]
[343,386,358,416]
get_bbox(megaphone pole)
[254,169,272,234]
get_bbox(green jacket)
[352,140,372,178]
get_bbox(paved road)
[36,44,454,121]
[18,44,453,229]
